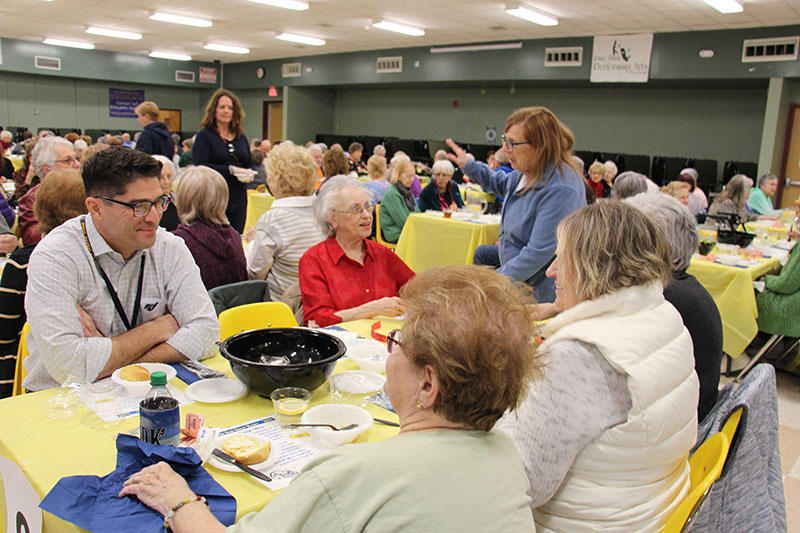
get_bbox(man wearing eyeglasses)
[23,147,219,391]
[18,136,81,245]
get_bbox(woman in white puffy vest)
[497,201,699,532]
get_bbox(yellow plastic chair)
[661,431,730,533]
[218,302,298,342]
[12,322,31,396]
[719,407,743,468]
[374,204,395,251]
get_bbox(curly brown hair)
[322,147,348,178]
[399,265,541,432]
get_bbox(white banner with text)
[591,33,653,83]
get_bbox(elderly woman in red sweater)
[172,166,247,290]
[299,175,414,326]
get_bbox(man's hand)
[77,305,102,337]
[0,234,18,254]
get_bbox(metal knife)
[212,448,272,482]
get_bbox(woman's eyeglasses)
[387,329,403,353]
[336,203,374,215]
[501,133,532,151]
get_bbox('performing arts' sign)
[590,34,653,83]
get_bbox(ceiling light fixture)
[204,43,250,54]
[505,5,558,26]
[276,33,325,46]
[431,42,523,53]
[149,12,212,28]
[372,20,425,37]
[248,0,308,10]
[43,38,95,49]
[702,0,744,13]
[149,51,192,61]
[85,27,142,40]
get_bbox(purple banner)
[109,88,144,118]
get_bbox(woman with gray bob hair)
[626,192,722,422]
[611,171,657,200]
[301,175,414,326]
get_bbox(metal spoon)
[285,422,359,431]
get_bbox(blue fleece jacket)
[463,158,586,301]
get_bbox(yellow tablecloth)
[243,193,275,234]
[0,320,401,532]
[9,157,23,171]
[394,213,500,272]
[687,255,781,358]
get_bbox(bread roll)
[120,364,151,382]
[222,435,270,465]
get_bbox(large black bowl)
[717,229,755,248]
[219,328,346,397]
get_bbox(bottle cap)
[149,371,167,386]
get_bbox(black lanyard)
[80,217,145,331]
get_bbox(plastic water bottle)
[139,371,180,446]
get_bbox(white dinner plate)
[184,378,248,404]
[111,363,177,395]
[208,434,280,472]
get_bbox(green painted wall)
[284,86,334,145]
[331,85,767,169]
[0,71,205,133]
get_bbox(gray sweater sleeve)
[495,339,632,507]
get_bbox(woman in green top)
[746,174,783,216]
[756,228,800,337]
[119,265,540,532]
[380,157,419,243]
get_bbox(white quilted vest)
[535,283,699,532]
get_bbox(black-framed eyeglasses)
[336,202,374,216]
[387,329,403,353]
[501,133,532,151]
[97,195,171,218]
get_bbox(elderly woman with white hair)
[746,173,783,216]
[299,175,414,326]
[709,174,777,222]
[172,166,247,290]
[627,193,722,422]
[418,159,464,212]
[151,154,180,231]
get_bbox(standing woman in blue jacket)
[446,106,586,302]
[134,101,175,159]
[192,89,255,233]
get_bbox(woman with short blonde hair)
[499,201,698,531]
[661,180,692,207]
[247,143,326,302]
[172,166,246,290]
[364,154,391,203]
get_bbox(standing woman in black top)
[192,89,255,233]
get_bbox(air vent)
[175,70,195,83]
[742,36,799,63]
[281,62,302,78]
[545,46,582,67]
[377,56,402,73]
[34,56,61,70]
